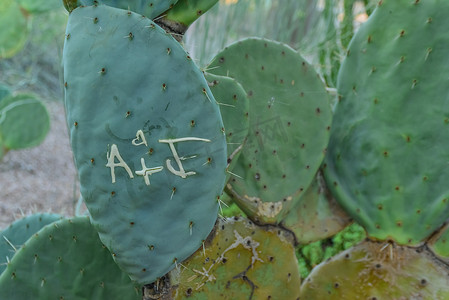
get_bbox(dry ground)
[0,101,80,229]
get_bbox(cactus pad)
[0,0,28,59]
[169,217,301,299]
[324,0,449,245]
[428,223,449,261]
[208,38,332,224]
[0,217,141,299]
[63,0,178,19]
[63,5,226,284]
[299,240,449,299]
[205,73,249,183]
[0,94,50,150]
[164,0,218,26]
[281,170,352,244]
[0,213,62,274]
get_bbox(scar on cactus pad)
[63,5,226,284]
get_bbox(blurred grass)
[185,0,376,87]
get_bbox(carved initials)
[106,144,134,183]
[135,158,163,186]
[158,137,211,178]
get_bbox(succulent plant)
[0,213,62,274]
[63,4,227,284]
[208,38,332,225]
[0,217,142,299]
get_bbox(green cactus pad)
[164,0,218,27]
[16,0,62,14]
[208,38,332,224]
[63,5,226,284]
[0,0,29,59]
[324,0,449,245]
[0,83,11,102]
[63,0,178,19]
[428,223,449,261]
[281,170,352,244]
[299,240,449,299]
[0,94,50,150]
[169,217,300,299]
[0,217,141,299]
[205,73,249,184]
[0,213,62,274]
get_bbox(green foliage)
[324,0,449,245]
[208,38,332,224]
[63,5,226,284]
[296,222,365,278]
[0,217,142,299]
[0,213,62,274]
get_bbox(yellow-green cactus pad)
[169,217,301,299]
[300,240,449,299]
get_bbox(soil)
[0,100,80,229]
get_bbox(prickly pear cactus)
[164,0,218,27]
[0,217,142,299]
[0,94,50,151]
[299,240,449,299]
[0,213,62,274]
[168,217,301,299]
[0,0,29,59]
[63,5,227,284]
[63,0,178,19]
[205,73,249,183]
[281,170,351,244]
[208,38,332,224]
[324,0,449,245]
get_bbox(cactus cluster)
[2,0,449,299]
